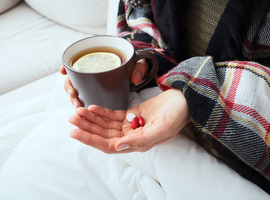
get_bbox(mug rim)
[61,35,135,75]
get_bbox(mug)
[61,35,159,110]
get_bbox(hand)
[69,89,191,153]
[60,59,148,108]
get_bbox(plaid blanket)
[117,0,270,193]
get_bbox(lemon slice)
[72,52,121,73]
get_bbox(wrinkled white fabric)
[0,75,269,199]
[0,2,89,94]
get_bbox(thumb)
[131,59,148,85]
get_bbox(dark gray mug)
[61,35,159,110]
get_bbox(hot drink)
[70,47,127,73]
[62,35,158,110]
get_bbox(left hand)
[69,88,190,153]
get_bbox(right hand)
[60,59,148,108]
[68,88,190,153]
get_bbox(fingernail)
[67,89,71,95]
[73,101,77,107]
[116,143,129,151]
[135,72,142,81]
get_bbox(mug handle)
[130,51,159,91]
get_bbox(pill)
[127,113,136,122]
[132,117,139,129]
[139,116,145,126]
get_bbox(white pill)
[126,113,136,122]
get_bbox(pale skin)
[60,59,191,153]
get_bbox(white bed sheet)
[0,75,269,200]
[0,72,59,109]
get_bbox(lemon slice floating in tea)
[72,52,121,73]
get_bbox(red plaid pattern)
[117,2,166,49]
[116,0,270,191]
[157,58,270,179]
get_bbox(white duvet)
[0,75,269,200]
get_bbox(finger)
[60,62,67,75]
[88,105,126,122]
[64,76,82,108]
[76,107,122,131]
[70,129,121,154]
[131,59,148,85]
[69,115,123,138]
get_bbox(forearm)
[157,56,270,191]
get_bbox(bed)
[0,1,269,199]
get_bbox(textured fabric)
[117,0,177,86]
[243,6,270,66]
[206,0,270,65]
[181,0,229,57]
[117,0,270,194]
[125,0,146,7]
[157,57,270,193]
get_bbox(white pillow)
[0,0,22,14]
[25,0,108,35]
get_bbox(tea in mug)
[70,47,127,73]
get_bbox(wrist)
[168,88,191,124]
